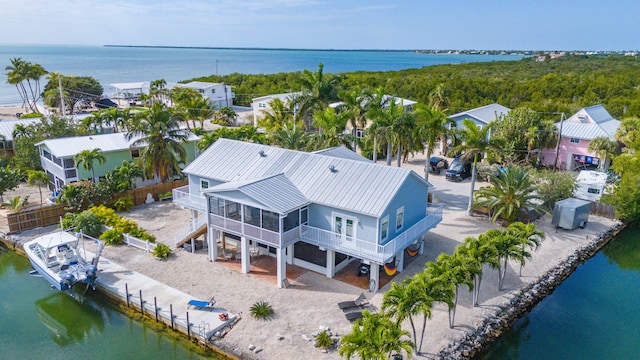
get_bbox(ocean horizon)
[0,44,525,107]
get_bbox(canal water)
[476,227,640,359]
[0,244,217,360]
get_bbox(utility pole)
[58,76,66,116]
[553,112,566,170]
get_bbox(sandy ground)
[2,151,620,360]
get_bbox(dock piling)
[154,297,158,322]
[125,283,129,307]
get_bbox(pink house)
[540,105,619,170]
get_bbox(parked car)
[428,156,449,175]
[445,156,472,181]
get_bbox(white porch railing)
[172,185,207,212]
[301,203,443,263]
[172,215,208,244]
[209,213,281,247]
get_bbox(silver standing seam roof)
[185,139,431,217]
[0,118,40,141]
[448,103,511,124]
[35,131,200,158]
[556,105,620,140]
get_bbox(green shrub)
[152,243,171,259]
[88,205,119,226]
[314,330,333,349]
[100,228,123,245]
[129,228,156,242]
[158,191,172,199]
[74,210,102,237]
[111,197,134,212]
[60,213,77,230]
[249,301,274,321]
[113,218,139,234]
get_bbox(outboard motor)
[84,264,99,289]
[61,271,76,287]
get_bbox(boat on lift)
[24,230,103,292]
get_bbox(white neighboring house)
[251,92,302,127]
[174,81,235,109]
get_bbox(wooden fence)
[7,204,67,234]
[5,179,189,234]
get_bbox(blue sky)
[1,0,637,50]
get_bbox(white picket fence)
[123,233,158,253]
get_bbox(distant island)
[103,45,638,57]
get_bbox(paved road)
[427,173,480,212]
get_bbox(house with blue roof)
[173,138,443,290]
[448,103,511,130]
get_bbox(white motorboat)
[24,231,103,292]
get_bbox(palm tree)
[382,279,429,352]
[113,160,144,191]
[588,136,619,171]
[452,118,501,215]
[271,123,309,150]
[297,63,340,129]
[339,311,414,360]
[126,103,189,183]
[336,87,372,152]
[615,117,640,150]
[413,271,454,353]
[413,103,452,181]
[473,166,546,224]
[308,107,352,150]
[75,148,106,183]
[27,170,49,205]
[487,228,522,291]
[179,96,216,129]
[5,57,47,113]
[426,253,474,328]
[258,98,295,132]
[457,236,499,306]
[507,222,545,276]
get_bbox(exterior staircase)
[172,216,208,249]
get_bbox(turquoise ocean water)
[0,45,524,106]
[0,244,213,359]
[475,227,640,359]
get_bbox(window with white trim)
[200,179,209,190]
[258,102,266,109]
[211,89,216,94]
[381,216,389,241]
[396,207,404,230]
[570,138,580,144]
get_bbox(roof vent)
[329,165,338,173]
[259,150,267,157]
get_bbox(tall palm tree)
[507,222,545,276]
[413,271,454,353]
[258,98,295,132]
[75,148,106,183]
[179,96,216,129]
[452,118,501,215]
[413,103,452,181]
[297,63,340,129]
[27,170,49,205]
[364,89,392,162]
[336,87,372,152]
[474,166,546,224]
[588,136,619,171]
[487,228,522,291]
[5,57,47,113]
[426,253,474,328]
[457,236,499,306]
[339,311,414,360]
[615,117,640,151]
[382,279,429,352]
[270,123,309,150]
[126,103,189,183]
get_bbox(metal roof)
[557,105,620,140]
[184,139,429,217]
[252,92,302,102]
[448,103,511,124]
[0,118,40,141]
[312,146,371,162]
[329,95,417,109]
[36,131,199,158]
[181,81,224,89]
[109,82,149,91]
[206,174,309,214]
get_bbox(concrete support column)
[240,236,250,274]
[276,247,287,288]
[397,249,405,273]
[208,228,218,261]
[419,236,425,256]
[326,249,336,279]
[369,263,380,292]
[286,244,294,264]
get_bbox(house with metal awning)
[173,138,443,290]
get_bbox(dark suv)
[445,156,472,181]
